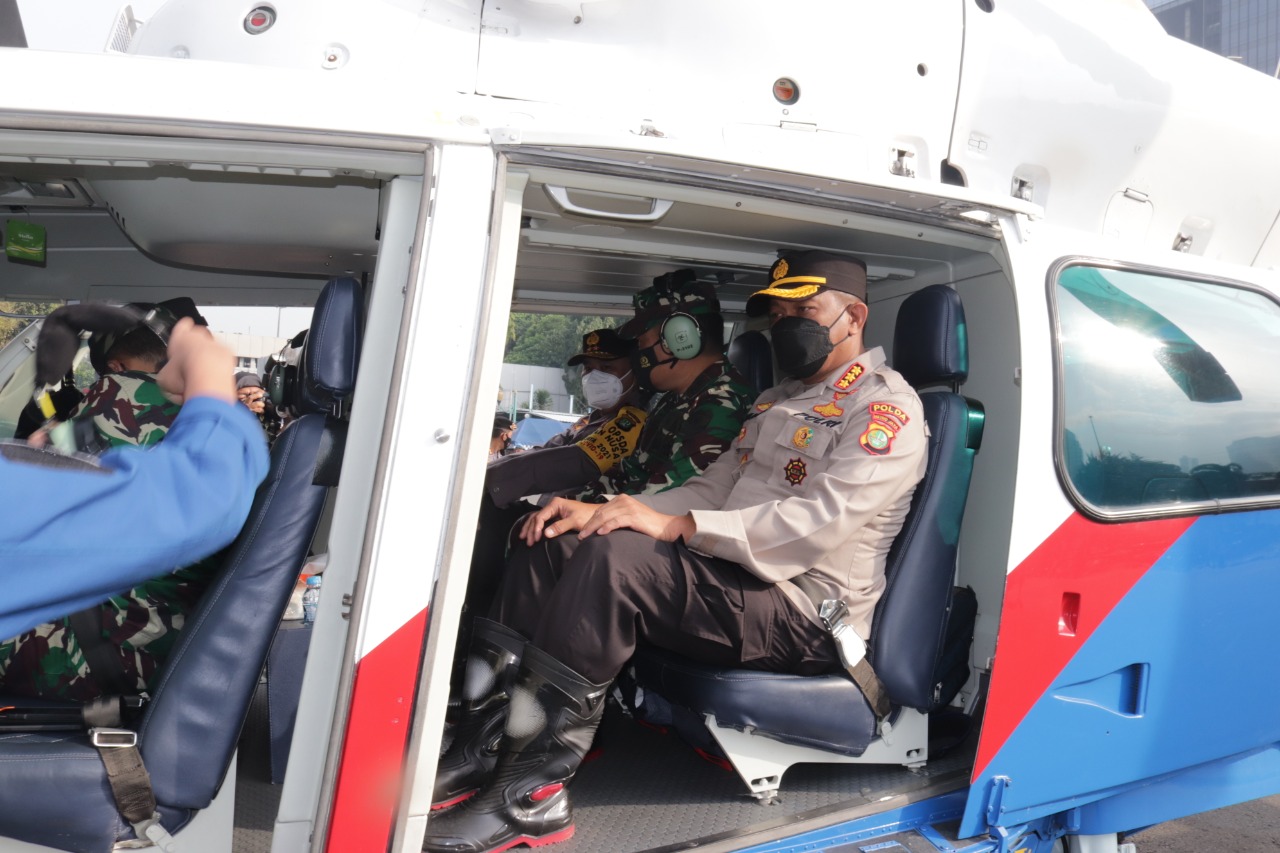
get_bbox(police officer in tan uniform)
[424,249,927,853]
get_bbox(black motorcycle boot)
[432,618,527,810]
[422,645,609,853]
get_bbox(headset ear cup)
[661,313,702,360]
[266,363,286,408]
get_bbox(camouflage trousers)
[0,560,213,702]
[0,596,175,696]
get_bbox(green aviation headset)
[658,312,703,359]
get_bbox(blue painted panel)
[1075,742,1280,834]
[734,789,995,853]
[962,509,1280,836]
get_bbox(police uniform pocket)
[682,575,771,663]
[774,420,834,459]
[684,582,744,649]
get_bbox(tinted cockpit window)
[1054,264,1280,516]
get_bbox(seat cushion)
[0,730,191,852]
[631,648,879,757]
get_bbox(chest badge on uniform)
[812,390,850,418]
[783,457,808,486]
[792,426,814,449]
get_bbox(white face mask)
[581,368,630,410]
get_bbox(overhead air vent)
[0,177,96,208]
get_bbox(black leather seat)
[0,277,363,852]
[727,329,774,395]
[632,284,984,800]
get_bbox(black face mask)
[770,314,845,379]
[630,342,677,391]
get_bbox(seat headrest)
[727,330,774,396]
[891,284,968,388]
[297,277,363,415]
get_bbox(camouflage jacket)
[578,360,753,500]
[75,371,181,448]
[0,374,216,702]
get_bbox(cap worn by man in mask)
[745,250,868,317]
[566,328,634,366]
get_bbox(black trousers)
[490,530,838,684]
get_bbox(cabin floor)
[233,687,976,853]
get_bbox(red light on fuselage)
[773,77,800,105]
[244,6,276,35]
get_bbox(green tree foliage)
[505,313,623,407]
[0,301,60,350]
[533,388,553,409]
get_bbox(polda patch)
[859,422,897,455]
[868,402,910,426]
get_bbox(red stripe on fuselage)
[972,513,1194,781]
[325,608,429,851]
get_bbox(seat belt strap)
[67,606,134,698]
[91,728,154,824]
[820,599,892,723]
[90,728,178,852]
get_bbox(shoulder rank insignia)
[833,363,865,391]
[754,400,775,414]
[783,457,807,486]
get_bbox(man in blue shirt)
[0,317,270,640]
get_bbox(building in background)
[212,331,288,375]
[498,363,576,415]
[1147,0,1280,76]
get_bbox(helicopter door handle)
[544,185,674,222]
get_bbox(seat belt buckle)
[89,727,137,749]
[820,599,868,669]
[819,598,848,633]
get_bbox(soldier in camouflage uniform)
[0,306,221,702]
[597,269,752,497]
[483,273,753,508]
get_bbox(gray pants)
[491,530,838,683]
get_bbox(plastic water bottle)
[302,576,322,625]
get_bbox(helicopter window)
[1054,263,1280,517]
